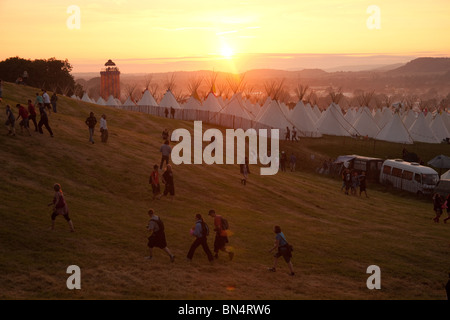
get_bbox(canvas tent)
[375,113,413,144]
[409,113,439,143]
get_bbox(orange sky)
[1,0,449,73]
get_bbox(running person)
[146,209,175,262]
[48,183,74,232]
[268,225,294,276]
[208,209,234,260]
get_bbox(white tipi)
[409,113,439,143]
[375,113,413,144]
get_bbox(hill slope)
[0,82,448,300]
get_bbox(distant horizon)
[68,53,445,76]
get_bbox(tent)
[96,97,106,105]
[81,93,93,103]
[316,103,355,136]
[428,155,450,169]
[430,114,450,142]
[377,107,393,129]
[159,90,181,109]
[105,95,119,107]
[409,113,439,143]
[351,107,380,138]
[256,99,294,132]
[441,169,450,180]
[375,113,413,144]
[402,110,417,130]
[290,101,321,138]
[138,90,158,106]
[122,96,136,107]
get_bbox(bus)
[379,159,439,196]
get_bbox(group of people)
[84,111,108,144]
[145,208,294,275]
[341,168,368,197]
[432,193,450,223]
[285,126,298,142]
[164,107,176,119]
[279,151,297,172]
[5,99,54,137]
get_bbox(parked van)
[379,159,439,196]
[333,155,384,181]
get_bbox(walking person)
[290,153,297,172]
[443,194,450,223]
[48,183,74,232]
[146,209,175,262]
[162,164,175,198]
[42,89,51,115]
[5,104,16,136]
[359,171,369,198]
[285,126,290,141]
[100,114,108,143]
[27,99,38,132]
[170,106,175,119]
[37,103,54,137]
[35,92,43,108]
[149,164,162,200]
[15,104,31,136]
[162,128,169,141]
[351,171,359,196]
[344,168,352,195]
[51,92,58,113]
[240,157,250,185]
[268,225,294,276]
[433,193,444,223]
[291,126,298,142]
[160,140,172,169]
[85,112,97,144]
[208,209,234,260]
[187,214,214,263]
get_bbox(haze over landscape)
[1,0,450,302]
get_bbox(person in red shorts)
[208,209,234,260]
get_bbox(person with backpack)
[48,183,74,232]
[37,103,54,137]
[149,164,162,200]
[268,225,294,276]
[5,104,16,136]
[15,104,31,136]
[146,209,175,262]
[85,112,97,144]
[187,214,214,263]
[208,209,234,260]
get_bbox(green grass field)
[0,82,448,300]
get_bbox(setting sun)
[221,44,235,59]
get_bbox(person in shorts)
[268,225,294,276]
[15,104,31,136]
[146,209,175,262]
[5,104,16,136]
[48,183,74,232]
[149,164,161,200]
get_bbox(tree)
[0,56,75,93]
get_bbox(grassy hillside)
[0,82,448,300]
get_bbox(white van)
[379,159,439,196]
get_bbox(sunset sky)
[1,0,449,73]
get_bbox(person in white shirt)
[42,89,51,115]
[100,114,108,143]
